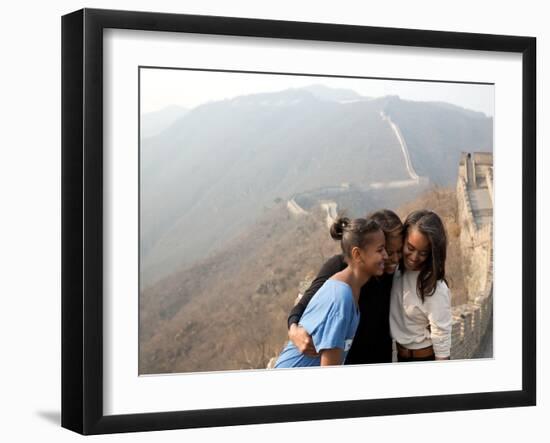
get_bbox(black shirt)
[287,254,393,364]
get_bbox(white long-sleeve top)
[389,269,452,358]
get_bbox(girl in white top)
[390,210,452,361]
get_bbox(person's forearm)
[320,348,343,366]
[287,314,301,328]
[287,300,309,329]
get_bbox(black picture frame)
[61,8,536,435]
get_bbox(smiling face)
[403,228,431,271]
[383,233,403,274]
[352,230,388,277]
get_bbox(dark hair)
[403,210,447,302]
[330,217,382,260]
[367,209,403,238]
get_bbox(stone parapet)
[450,287,492,360]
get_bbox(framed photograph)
[61,8,536,435]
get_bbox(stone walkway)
[468,188,493,226]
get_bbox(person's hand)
[288,324,319,357]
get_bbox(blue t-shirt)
[274,279,360,368]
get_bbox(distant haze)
[140,68,494,117]
[141,104,188,138]
[140,85,492,287]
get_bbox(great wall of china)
[286,110,429,228]
[450,152,493,359]
[274,151,493,365]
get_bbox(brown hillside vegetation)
[140,203,340,374]
[140,187,467,374]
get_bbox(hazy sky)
[140,68,494,117]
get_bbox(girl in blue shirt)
[275,217,388,368]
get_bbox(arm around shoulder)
[287,254,345,328]
[288,323,319,357]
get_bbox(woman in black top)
[287,209,403,364]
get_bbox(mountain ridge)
[140,85,492,287]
